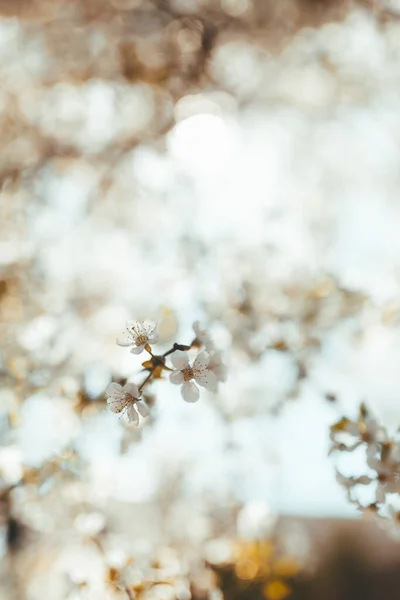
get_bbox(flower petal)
[148,332,159,344]
[193,351,209,370]
[126,404,139,425]
[181,382,200,403]
[106,382,123,397]
[123,382,140,399]
[194,369,218,392]
[143,319,156,333]
[107,396,127,413]
[204,340,215,352]
[193,321,214,350]
[126,320,144,335]
[116,335,133,347]
[218,371,227,383]
[170,370,185,385]
[130,344,145,354]
[136,401,149,417]
[170,350,190,370]
[192,320,202,337]
[208,352,227,382]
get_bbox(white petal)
[130,344,145,354]
[126,320,144,334]
[209,353,227,382]
[170,350,190,370]
[136,401,149,417]
[192,320,201,336]
[126,404,139,424]
[193,351,209,370]
[148,332,159,344]
[194,369,218,392]
[345,422,359,436]
[181,382,200,403]
[212,366,227,383]
[123,383,139,399]
[143,319,156,333]
[193,321,214,349]
[107,396,126,413]
[204,340,215,352]
[106,382,123,397]
[116,335,133,347]
[169,370,185,385]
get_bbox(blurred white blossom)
[330,404,400,529]
[193,321,215,351]
[207,351,227,388]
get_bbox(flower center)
[135,334,148,346]
[123,393,136,404]
[182,367,195,382]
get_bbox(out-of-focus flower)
[207,351,227,387]
[116,320,159,354]
[329,404,388,452]
[192,321,215,351]
[330,403,400,526]
[106,382,149,424]
[169,350,217,402]
[366,443,400,503]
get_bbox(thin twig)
[163,342,192,357]
[138,371,153,392]
[124,586,135,600]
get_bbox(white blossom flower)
[116,320,158,354]
[207,351,227,387]
[367,445,400,503]
[169,350,217,402]
[192,321,215,351]
[335,470,373,505]
[106,382,149,425]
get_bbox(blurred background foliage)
[2,0,400,598]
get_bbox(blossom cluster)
[330,403,400,532]
[105,319,227,424]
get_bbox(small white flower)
[207,351,227,387]
[116,320,158,354]
[192,321,215,351]
[169,350,217,402]
[106,382,149,425]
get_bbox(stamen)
[182,367,194,382]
